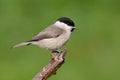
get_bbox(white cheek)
[54,21,72,31]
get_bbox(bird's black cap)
[57,17,75,27]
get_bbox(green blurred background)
[0,0,120,80]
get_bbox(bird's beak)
[71,27,76,32]
[73,27,76,29]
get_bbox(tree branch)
[32,49,67,80]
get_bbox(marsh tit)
[13,17,76,52]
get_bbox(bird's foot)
[52,50,63,53]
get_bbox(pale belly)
[38,37,68,50]
[33,33,70,50]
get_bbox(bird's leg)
[52,50,62,53]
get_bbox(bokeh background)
[0,0,120,80]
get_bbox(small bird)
[13,17,76,52]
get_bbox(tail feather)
[13,42,32,48]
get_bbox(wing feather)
[27,25,64,42]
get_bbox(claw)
[52,50,62,53]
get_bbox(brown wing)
[27,25,64,42]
